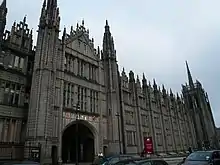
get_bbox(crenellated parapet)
[119,68,188,116]
[3,16,33,54]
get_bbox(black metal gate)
[0,142,41,163]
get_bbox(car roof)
[194,150,220,153]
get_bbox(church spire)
[0,0,7,43]
[185,61,194,88]
[39,0,59,30]
[102,20,116,60]
[0,0,6,9]
[46,0,57,17]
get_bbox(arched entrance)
[62,120,95,163]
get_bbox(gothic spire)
[185,61,194,88]
[0,0,7,38]
[39,0,59,29]
[46,0,57,13]
[103,20,116,60]
[0,0,6,9]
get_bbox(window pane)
[14,56,19,67]
[19,58,24,69]
[14,93,19,105]
[3,93,9,104]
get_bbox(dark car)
[2,160,39,165]
[92,154,141,165]
[183,150,220,165]
[113,158,168,165]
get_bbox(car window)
[186,151,212,161]
[109,157,120,164]
[152,160,168,165]
[139,161,152,165]
[120,156,132,160]
[213,151,220,159]
[116,161,137,165]
[135,160,152,165]
[93,156,106,165]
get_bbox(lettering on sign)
[63,112,98,122]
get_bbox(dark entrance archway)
[62,121,95,163]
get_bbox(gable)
[65,31,99,60]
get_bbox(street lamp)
[115,112,122,154]
[75,102,80,165]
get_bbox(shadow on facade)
[62,121,95,163]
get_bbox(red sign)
[144,137,153,154]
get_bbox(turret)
[0,0,7,64]
[39,0,60,30]
[102,20,121,153]
[182,61,219,149]
[162,85,166,97]
[153,79,157,90]
[0,0,7,38]
[142,73,147,88]
[26,0,61,161]
[102,20,116,61]
[185,61,194,88]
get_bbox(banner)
[144,137,153,154]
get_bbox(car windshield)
[134,159,151,165]
[186,151,212,161]
[93,156,107,165]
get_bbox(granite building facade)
[0,0,218,163]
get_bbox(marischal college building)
[0,0,219,163]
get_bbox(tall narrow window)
[81,61,83,76]
[77,59,80,75]
[71,85,74,106]
[84,89,87,111]
[77,86,80,108]
[90,90,93,113]
[81,88,84,111]
[63,83,66,107]
[14,56,19,67]
[8,54,14,68]
[19,58,24,69]
[64,55,67,65]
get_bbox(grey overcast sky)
[5,0,220,126]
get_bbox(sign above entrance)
[63,112,98,122]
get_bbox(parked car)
[182,150,220,165]
[2,160,39,165]
[92,154,141,165]
[113,158,168,165]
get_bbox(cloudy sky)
[5,0,220,126]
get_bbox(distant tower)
[102,20,121,153]
[26,0,60,163]
[0,0,6,43]
[0,0,7,63]
[182,61,218,149]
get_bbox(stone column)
[2,119,8,142]
[0,118,4,142]
[8,119,13,142]
[13,120,18,142]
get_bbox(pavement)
[62,157,185,165]
[63,158,184,165]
